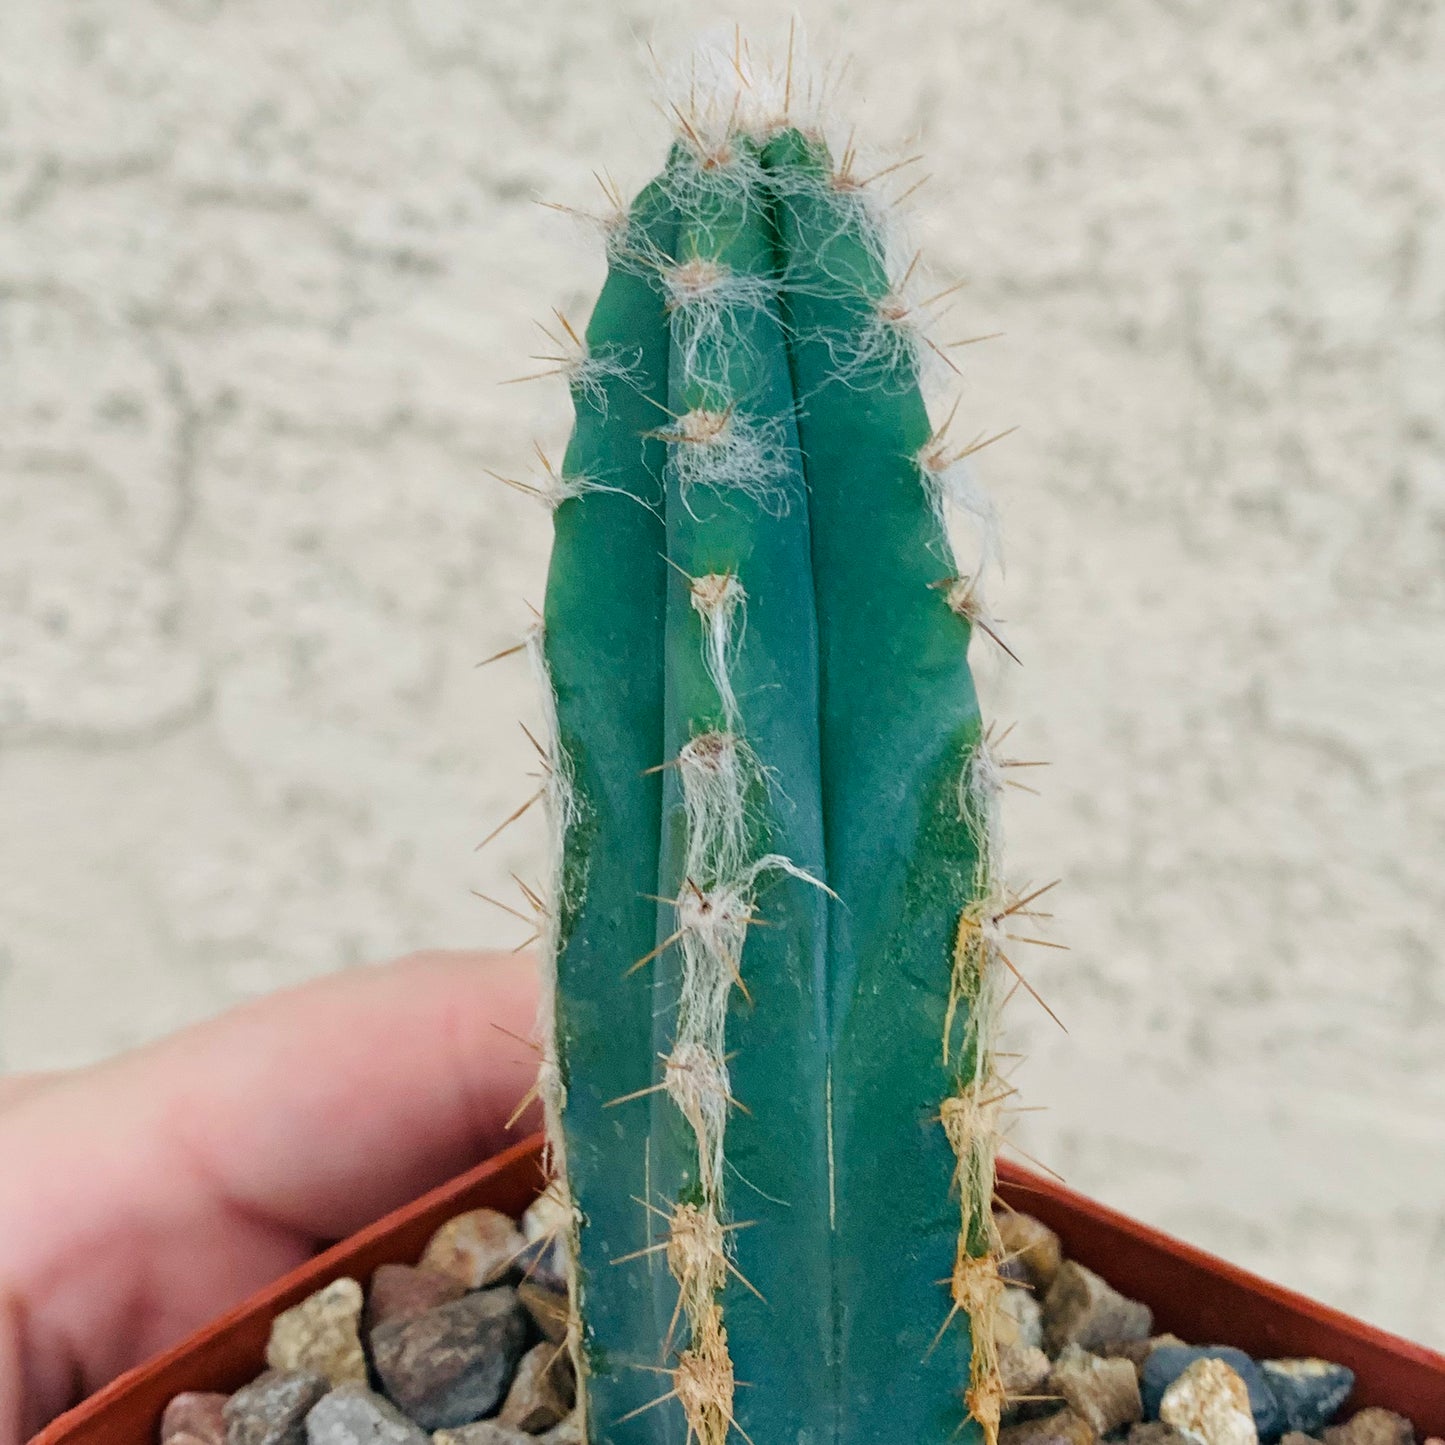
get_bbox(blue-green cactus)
[532,66,1035,1445]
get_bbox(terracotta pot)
[33,1134,1445,1444]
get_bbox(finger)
[139,949,543,1240]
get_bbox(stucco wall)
[4,1,1444,1348]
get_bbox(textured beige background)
[4,0,1444,1348]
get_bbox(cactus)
[527,53,1037,1445]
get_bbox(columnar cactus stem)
[530,53,1032,1445]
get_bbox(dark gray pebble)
[1262,1359,1355,1435]
[370,1288,528,1431]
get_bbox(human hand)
[0,950,540,1444]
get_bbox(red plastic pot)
[33,1134,1445,1444]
